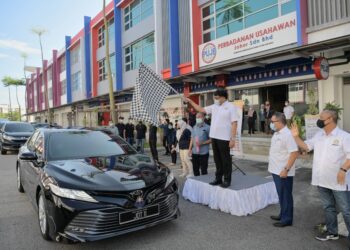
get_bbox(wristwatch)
[340,168,347,173]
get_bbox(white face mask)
[214,99,220,105]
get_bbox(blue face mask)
[270,122,276,131]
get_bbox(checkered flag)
[130,63,173,126]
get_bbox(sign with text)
[230,100,244,156]
[305,114,321,140]
[199,12,298,67]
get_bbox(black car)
[16,129,179,243]
[0,122,34,154]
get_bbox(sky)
[0,0,109,111]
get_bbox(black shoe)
[209,179,222,186]
[273,222,292,227]
[270,215,281,221]
[220,181,231,188]
[315,231,339,241]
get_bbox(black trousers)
[149,140,158,161]
[248,118,255,134]
[260,121,265,132]
[168,145,177,164]
[192,153,209,176]
[163,136,169,154]
[211,138,232,182]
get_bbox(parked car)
[0,118,9,130]
[16,129,179,243]
[0,122,34,154]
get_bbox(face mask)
[270,122,276,131]
[285,103,288,106]
[316,119,325,129]
[196,118,203,124]
[168,126,173,129]
[214,99,220,105]
[205,115,210,119]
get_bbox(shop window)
[201,0,296,42]
[305,81,318,104]
[288,82,304,103]
[98,59,106,82]
[71,71,81,92]
[234,88,259,105]
[124,33,154,72]
[61,79,67,95]
[48,87,53,100]
[70,46,80,66]
[47,68,52,81]
[60,56,66,72]
[124,0,153,31]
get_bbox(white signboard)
[231,101,243,156]
[199,12,298,67]
[305,114,321,140]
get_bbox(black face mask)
[316,119,325,129]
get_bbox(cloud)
[0,39,40,55]
[0,53,9,58]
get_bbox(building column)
[169,0,180,77]
[84,16,92,99]
[114,0,123,91]
[65,36,72,103]
[52,50,58,107]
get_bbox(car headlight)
[165,171,174,188]
[48,183,98,203]
[3,134,15,141]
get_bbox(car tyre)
[38,190,52,241]
[17,165,24,193]
[0,144,6,155]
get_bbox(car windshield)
[47,130,125,161]
[4,123,34,133]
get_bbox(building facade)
[26,0,350,132]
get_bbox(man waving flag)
[130,63,174,126]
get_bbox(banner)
[199,12,297,67]
[304,114,321,140]
[230,100,244,156]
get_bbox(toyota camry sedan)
[16,129,179,243]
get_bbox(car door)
[25,132,44,205]
[19,131,39,192]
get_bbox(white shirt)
[283,105,294,119]
[204,101,238,141]
[305,127,350,191]
[268,126,298,176]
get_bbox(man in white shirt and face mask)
[268,112,299,228]
[184,88,238,188]
[292,109,350,243]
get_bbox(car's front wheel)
[38,191,51,241]
[0,143,6,155]
[17,165,24,193]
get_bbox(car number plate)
[119,204,160,225]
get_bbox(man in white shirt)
[283,100,294,127]
[292,109,350,242]
[268,112,299,227]
[184,88,238,188]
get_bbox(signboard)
[199,12,298,67]
[313,57,330,80]
[230,100,244,156]
[304,114,321,140]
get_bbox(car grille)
[64,194,178,238]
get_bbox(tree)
[2,76,24,121]
[32,28,51,124]
[103,0,117,124]
[21,52,28,120]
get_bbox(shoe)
[179,173,186,177]
[270,215,281,221]
[169,163,175,166]
[273,222,292,227]
[315,231,339,241]
[209,179,222,186]
[220,181,231,188]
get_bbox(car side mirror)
[19,152,38,161]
